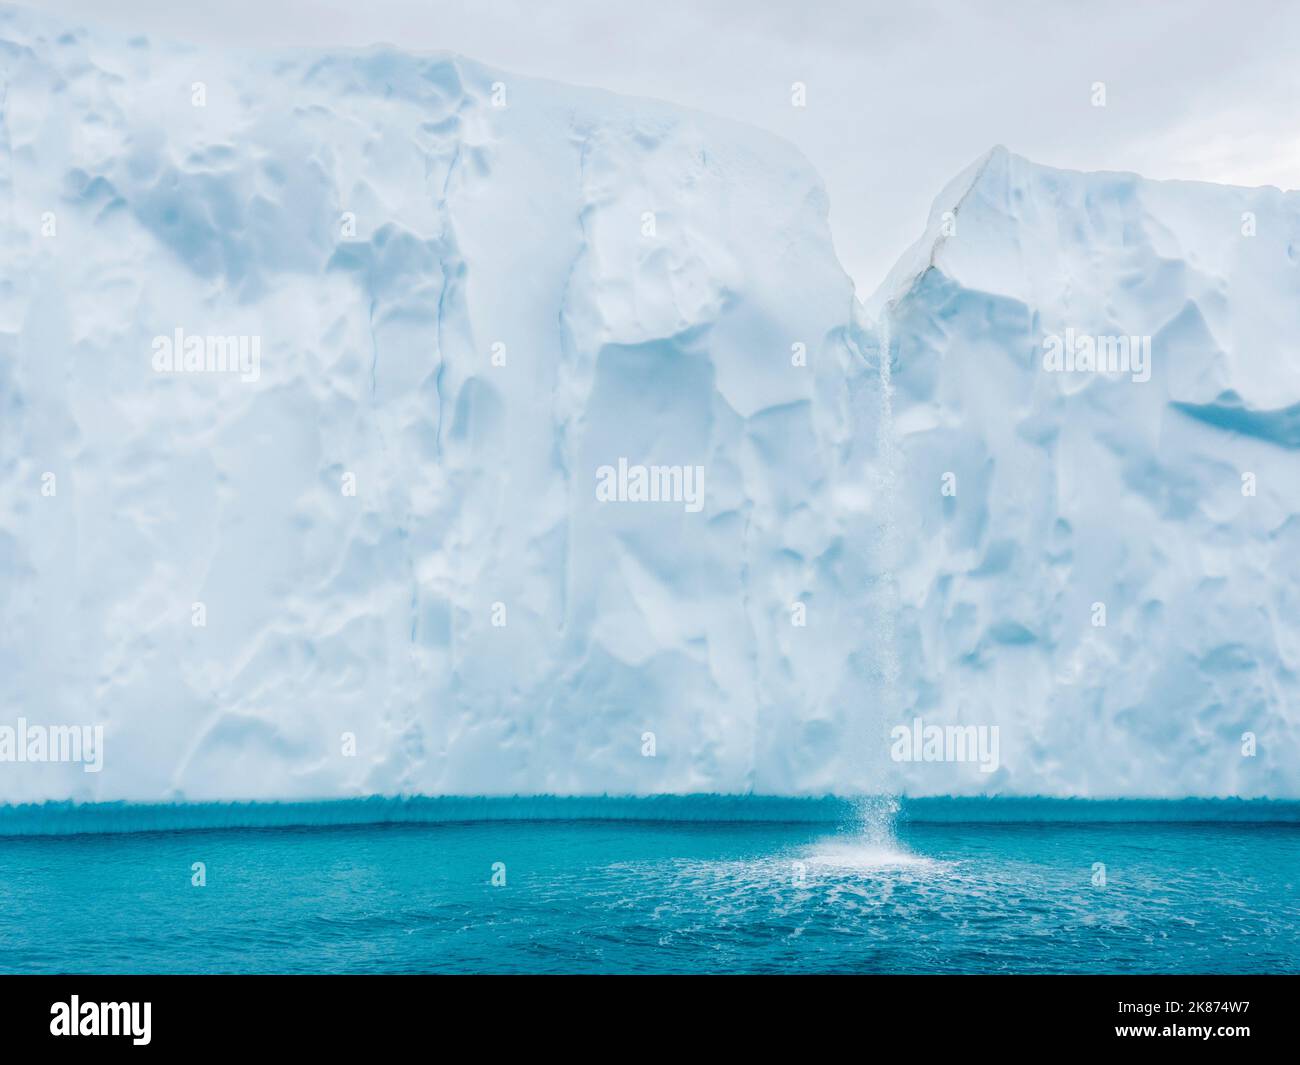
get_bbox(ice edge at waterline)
[0,795,1298,838]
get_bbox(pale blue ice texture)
[0,5,1297,805]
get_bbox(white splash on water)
[810,794,934,871]
[803,841,937,872]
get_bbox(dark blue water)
[0,811,1296,973]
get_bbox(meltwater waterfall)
[855,304,904,845]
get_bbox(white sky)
[20,0,1300,295]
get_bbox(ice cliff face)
[874,147,1300,798]
[0,6,878,802]
[0,7,1295,803]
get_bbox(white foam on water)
[803,839,938,872]
[805,795,945,873]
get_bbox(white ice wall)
[0,7,885,802]
[0,7,1296,803]
[875,147,1300,797]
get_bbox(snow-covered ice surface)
[871,147,1300,799]
[0,6,1295,803]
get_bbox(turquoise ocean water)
[0,798,1295,974]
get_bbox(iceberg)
[872,146,1300,799]
[0,6,1295,803]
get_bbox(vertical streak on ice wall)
[874,306,900,704]
[857,306,903,837]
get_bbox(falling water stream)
[854,303,904,850]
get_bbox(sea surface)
[0,799,1296,973]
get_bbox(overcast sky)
[23,0,1300,294]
